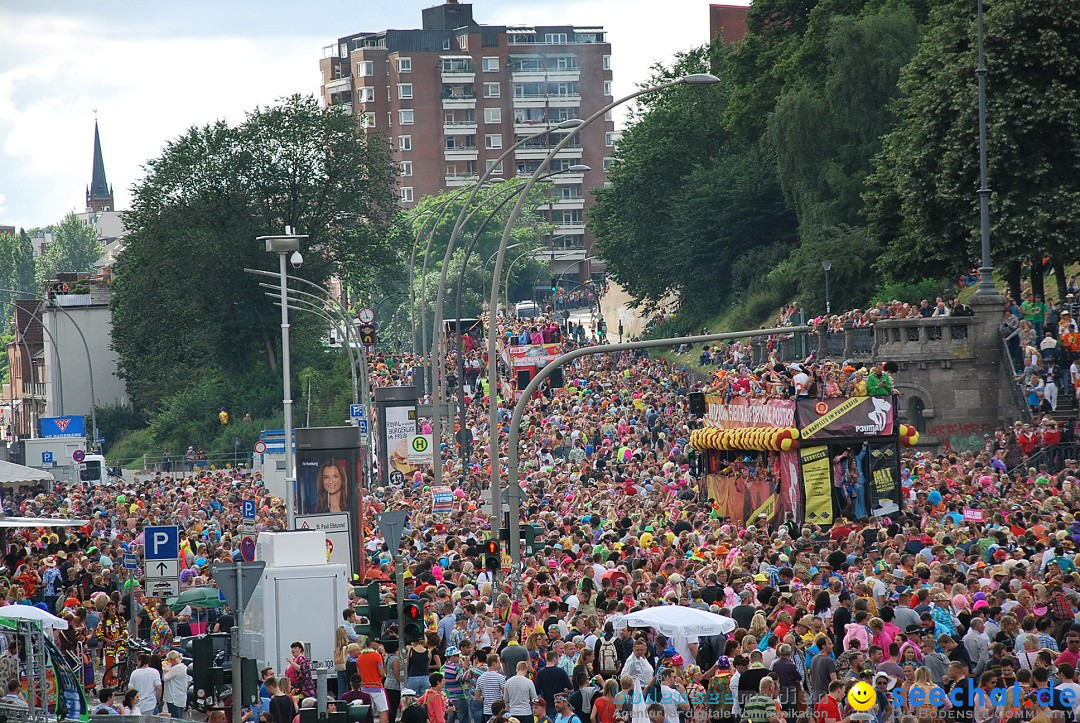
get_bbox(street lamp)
[974,0,996,296]
[258,229,307,531]
[486,73,720,552]
[822,260,832,315]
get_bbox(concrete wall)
[42,301,129,423]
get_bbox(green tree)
[0,228,36,332]
[866,0,1080,293]
[35,213,104,284]
[113,94,399,414]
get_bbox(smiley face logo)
[847,681,877,712]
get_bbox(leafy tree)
[113,94,400,414]
[0,228,36,332]
[866,0,1080,294]
[35,213,104,284]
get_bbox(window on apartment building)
[482,57,499,72]
[360,113,375,128]
[603,55,611,70]
[605,132,616,147]
[387,86,391,101]
[443,38,452,50]
[398,135,412,151]
[603,156,614,170]
[400,161,413,176]
[398,83,413,99]
[484,107,502,124]
[398,110,414,125]
[397,57,412,73]
[358,86,375,103]
[400,187,414,203]
[458,34,469,50]
[483,82,500,98]
[604,80,612,96]
[545,33,568,44]
[558,210,582,225]
[485,134,502,150]
[357,60,374,76]
[486,159,504,174]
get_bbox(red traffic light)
[485,540,499,555]
[404,602,422,620]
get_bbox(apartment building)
[319,0,614,278]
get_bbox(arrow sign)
[145,559,179,579]
[377,509,409,555]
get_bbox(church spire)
[86,118,114,212]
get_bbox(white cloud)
[0,192,6,216]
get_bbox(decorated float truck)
[688,394,916,528]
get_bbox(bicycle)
[102,638,153,690]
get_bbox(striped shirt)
[742,693,778,723]
[476,670,506,714]
[442,662,464,700]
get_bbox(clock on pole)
[357,307,375,324]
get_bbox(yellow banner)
[749,494,776,526]
[799,396,867,439]
[800,446,833,525]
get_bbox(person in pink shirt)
[418,672,447,723]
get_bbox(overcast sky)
[0,0,745,230]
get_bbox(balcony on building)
[444,137,479,161]
[325,76,353,94]
[442,84,477,109]
[444,173,480,187]
[443,110,477,135]
[440,56,476,83]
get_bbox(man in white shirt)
[128,653,163,715]
[621,637,654,687]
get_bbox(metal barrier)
[1009,443,1080,476]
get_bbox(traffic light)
[550,277,559,293]
[403,601,423,643]
[485,540,500,572]
[353,582,394,640]
[358,323,377,346]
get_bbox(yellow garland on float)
[689,426,801,452]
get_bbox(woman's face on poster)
[321,465,344,496]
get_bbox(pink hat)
[952,594,969,610]
[973,600,988,610]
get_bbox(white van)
[515,301,541,319]
[78,454,121,486]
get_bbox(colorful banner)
[777,450,803,526]
[800,446,834,525]
[706,474,773,528]
[867,442,901,517]
[432,486,454,514]
[705,395,795,429]
[40,415,84,439]
[749,493,776,528]
[507,343,562,368]
[796,395,895,440]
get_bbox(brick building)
[319,0,614,279]
[709,4,749,45]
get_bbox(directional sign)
[349,404,368,420]
[357,419,369,436]
[144,526,179,561]
[145,559,179,579]
[210,561,266,613]
[242,499,256,520]
[123,554,139,570]
[240,536,256,563]
[377,509,409,555]
[41,451,54,464]
[72,449,86,463]
[147,578,180,599]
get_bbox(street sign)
[210,561,266,613]
[240,536,256,562]
[242,499,256,520]
[147,578,180,598]
[357,419,369,436]
[72,449,86,463]
[406,433,433,464]
[358,324,377,346]
[253,440,267,454]
[41,451,53,464]
[123,554,139,570]
[349,404,368,420]
[145,559,179,579]
[144,526,179,560]
[377,510,409,555]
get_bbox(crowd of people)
[5,300,1080,723]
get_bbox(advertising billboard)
[40,415,85,439]
[295,427,364,574]
[796,395,895,440]
[374,386,420,488]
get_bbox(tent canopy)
[619,605,737,666]
[0,604,69,630]
[0,460,55,487]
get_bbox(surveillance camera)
[290,251,304,269]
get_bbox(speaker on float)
[688,392,706,416]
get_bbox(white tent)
[0,604,69,631]
[620,605,737,666]
[0,460,54,487]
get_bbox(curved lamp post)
[485,73,721,548]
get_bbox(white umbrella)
[0,604,70,630]
[619,605,736,666]
[0,460,54,486]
